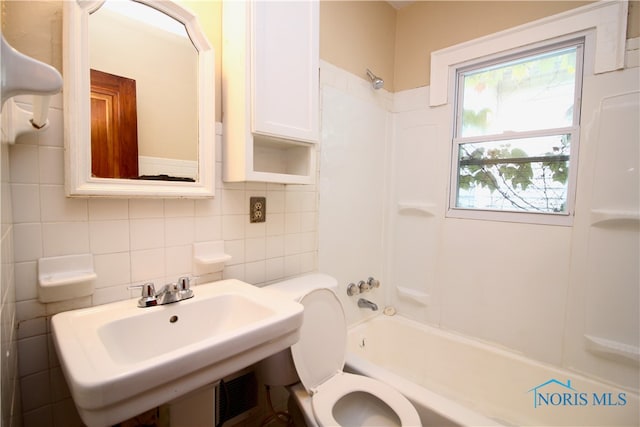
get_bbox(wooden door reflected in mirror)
[90,69,139,179]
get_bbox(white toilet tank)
[264,273,338,300]
[256,273,339,386]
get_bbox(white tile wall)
[4,96,319,426]
[318,61,393,326]
[1,136,21,427]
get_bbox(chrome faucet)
[357,298,378,311]
[129,276,194,308]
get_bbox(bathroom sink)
[51,279,304,427]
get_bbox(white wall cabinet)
[222,0,319,184]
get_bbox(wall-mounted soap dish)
[397,201,435,217]
[38,254,96,303]
[193,241,232,274]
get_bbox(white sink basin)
[51,279,303,427]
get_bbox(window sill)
[447,207,573,227]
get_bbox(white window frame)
[447,38,585,226]
[429,0,628,226]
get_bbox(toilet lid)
[291,288,346,394]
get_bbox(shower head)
[366,68,384,90]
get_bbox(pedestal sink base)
[76,329,299,427]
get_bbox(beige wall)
[394,1,593,91]
[630,0,640,40]
[320,1,397,91]
[321,1,640,92]
[91,9,198,161]
[178,0,222,122]
[5,1,637,108]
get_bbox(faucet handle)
[367,277,380,289]
[177,276,194,299]
[129,282,156,297]
[358,280,370,293]
[177,276,190,291]
[128,283,157,307]
[346,282,359,296]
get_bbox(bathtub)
[346,314,639,426]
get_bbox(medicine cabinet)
[222,0,319,184]
[64,0,215,198]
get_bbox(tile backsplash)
[7,95,318,426]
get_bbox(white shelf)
[397,286,431,306]
[584,334,639,364]
[249,136,315,184]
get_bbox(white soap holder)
[193,241,232,274]
[38,254,96,303]
[397,201,436,217]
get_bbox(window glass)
[451,40,583,222]
[457,134,571,213]
[459,47,578,137]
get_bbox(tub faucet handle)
[347,282,359,296]
[367,277,380,289]
[358,280,370,293]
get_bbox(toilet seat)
[311,372,422,426]
[291,289,420,427]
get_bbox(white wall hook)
[1,35,62,143]
[1,98,44,144]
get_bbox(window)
[449,40,584,225]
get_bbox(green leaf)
[511,163,533,190]
[474,169,498,192]
[458,173,472,190]
[545,160,569,184]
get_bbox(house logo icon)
[528,379,578,408]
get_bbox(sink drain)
[169,315,178,323]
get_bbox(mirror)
[64,0,215,197]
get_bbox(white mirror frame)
[63,0,215,197]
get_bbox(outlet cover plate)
[250,197,266,223]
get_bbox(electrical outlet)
[250,197,266,223]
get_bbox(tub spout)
[358,298,378,311]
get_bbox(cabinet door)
[251,1,319,143]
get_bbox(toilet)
[257,274,421,427]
